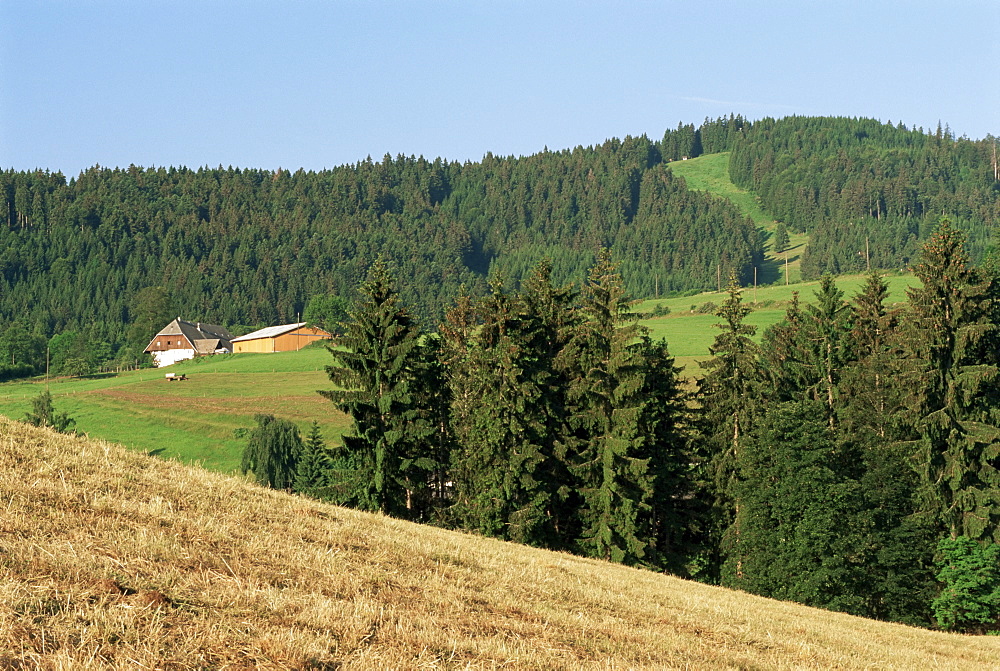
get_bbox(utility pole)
[866,236,871,272]
[754,266,758,304]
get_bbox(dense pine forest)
[0,118,759,373]
[3,115,996,376]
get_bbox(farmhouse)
[144,318,233,367]
[231,322,331,354]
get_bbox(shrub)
[932,536,1000,633]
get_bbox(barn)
[144,319,233,367]
[231,322,331,354]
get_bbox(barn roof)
[231,322,316,343]
[144,319,233,353]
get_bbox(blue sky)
[2,1,997,177]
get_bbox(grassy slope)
[0,345,350,473]
[665,152,809,283]
[638,272,921,372]
[3,418,997,669]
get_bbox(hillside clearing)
[2,417,998,669]
[665,152,809,283]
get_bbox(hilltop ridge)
[2,416,998,669]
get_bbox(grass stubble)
[2,418,999,669]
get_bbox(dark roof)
[144,319,233,353]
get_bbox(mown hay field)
[2,417,998,669]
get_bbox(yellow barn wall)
[233,338,275,354]
[273,327,330,352]
[234,327,330,354]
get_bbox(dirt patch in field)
[89,387,349,425]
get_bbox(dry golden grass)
[2,417,998,670]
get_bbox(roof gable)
[144,318,233,353]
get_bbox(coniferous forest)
[3,115,997,376]
[290,223,1000,633]
[5,115,1000,631]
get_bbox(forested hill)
[728,116,1000,277]
[1,115,998,363]
[1,120,757,358]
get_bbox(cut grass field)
[3,417,998,669]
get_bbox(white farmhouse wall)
[152,349,195,367]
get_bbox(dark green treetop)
[320,259,436,518]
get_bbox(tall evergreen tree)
[504,262,579,547]
[443,277,524,536]
[443,264,577,547]
[765,276,853,425]
[637,336,702,574]
[901,218,1000,542]
[293,421,332,496]
[698,274,762,579]
[772,222,790,255]
[319,259,436,518]
[563,249,654,564]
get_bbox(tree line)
[244,221,1000,633]
[0,116,758,377]
[4,115,997,380]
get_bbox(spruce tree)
[319,259,436,518]
[504,262,578,547]
[293,421,332,496]
[637,337,702,574]
[767,276,853,425]
[833,271,938,625]
[772,222,790,255]
[443,266,576,546]
[901,219,1000,542]
[698,274,762,579]
[723,400,871,616]
[563,249,654,564]
[444,277,523,536]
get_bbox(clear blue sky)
[2,1,997,177]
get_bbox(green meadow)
[637,272,920,371]
[666,153,772,227]
[0,344,350,474]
